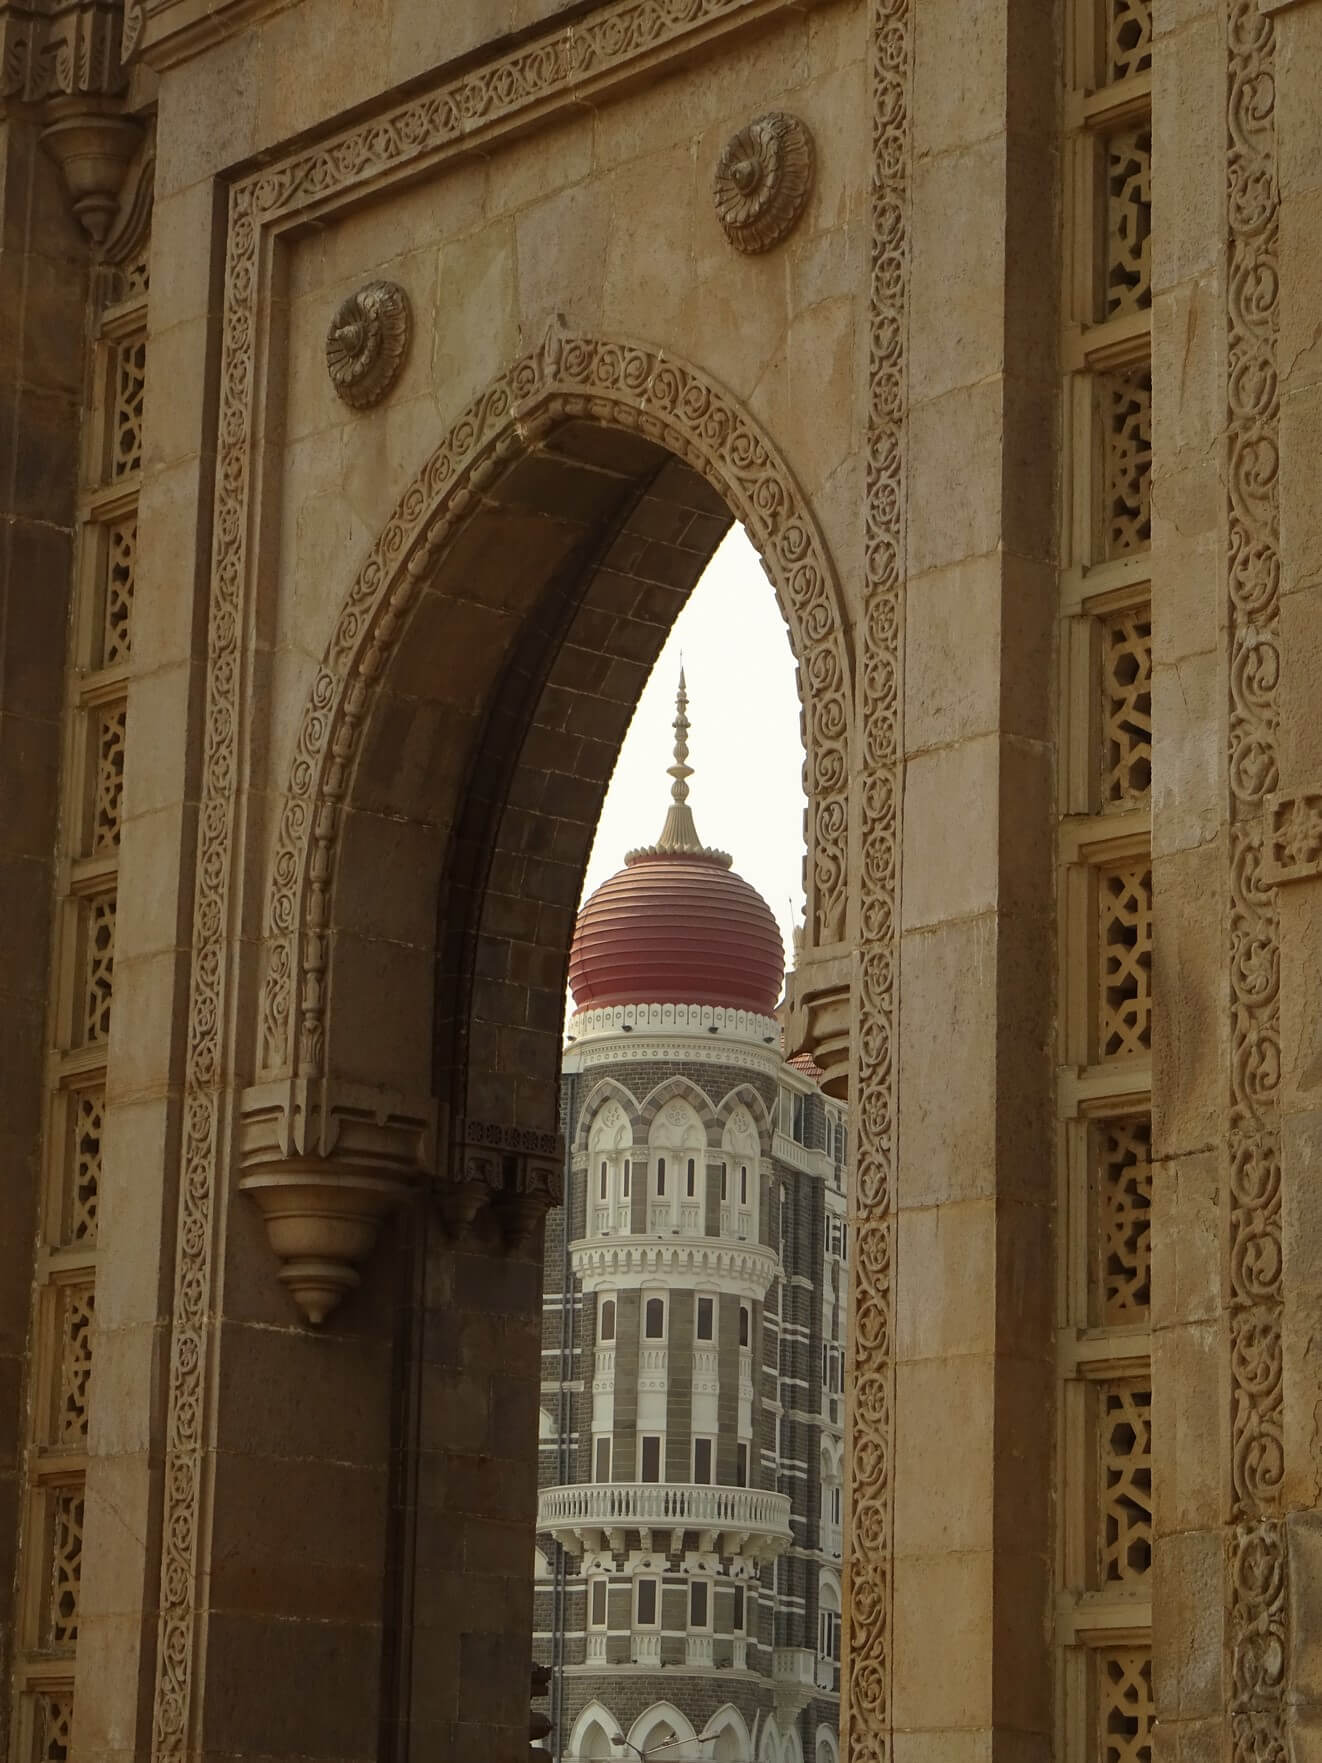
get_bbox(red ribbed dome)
[571,670,786,1016]
[569,850,785,1016]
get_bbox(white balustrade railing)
[686,1635,714,1666]
[585,1633,607,1663]
[538,1481,792,1542]
[633,1632,662,1666]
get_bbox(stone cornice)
[570,1234,779,1299]
[125,0,293,68]
[131,0,831,81]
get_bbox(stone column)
[0,113,88,1737]
[886,0,1057,1757]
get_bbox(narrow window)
[720,1162,728,1201]
[690,1581,709,1628]
[636,1577,658,1626]
[693,1437,713,1484]
[599,1159,608,1200]
[640,1435,662,1482]
[732,1586,745,1632]
[696,1295,714,1341]
[644,1296,665,1339]
[793,1093,806,1144]
[599,1297,615,1342]
[739,1305,750,1348]
[736,1441,748,1487]
[623,1161,631,1197]
[686,1157,696,1197]
[656,1156,666,1195]
[740,1163,749,1205]
[595,1436,611,1481]
[590,1578,608,1627]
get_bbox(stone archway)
[232,333,858,1759]
[255,328,853,1092]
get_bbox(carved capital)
[446,1117,563,1248]
[782,947,852,1100]
[238,1078,435,1323]
[2,0,128,104]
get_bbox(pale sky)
[573,525,807,1007]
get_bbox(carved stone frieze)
[844,0,911,1756]
[1226,4,1287,1760]
[712,111,814,253]
[325,280,411,410]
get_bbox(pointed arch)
[569,1699,620,1761]
[716,1081,775,1152]
[702,1704,752,1762]
[255,331,854,1084]
[582,1089,638,1154]
[574,1077,642,1150]
[628,1701,699,1759]
[636,1073,722,1139]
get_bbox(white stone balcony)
[538,1481,792,1562]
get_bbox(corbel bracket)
[782,944,853,1100]
[238,1077,435,1324]
[445,1117,563,1249]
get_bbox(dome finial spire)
[625,667,731,867]
[669,667,692,808]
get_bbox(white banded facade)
[537,1005,847,1763]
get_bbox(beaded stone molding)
[325,280,411,409]
[713,111,814,253]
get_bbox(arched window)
[599,1296,616,1342]
[656,1155,666,1195]
[739,1304,750,1347]
[686,1156,696,1196]
[645,1296,665,1339]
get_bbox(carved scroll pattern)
[1226,6,1286,1762]
[845,0,910,1756]
[153,5,850,1756]
[257,332,852,1077]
